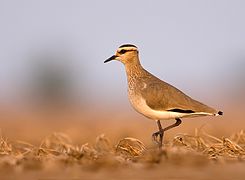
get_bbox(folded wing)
[140,75,217,115]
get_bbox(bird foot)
[152,130,164,148]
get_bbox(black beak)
[104,55,117,63]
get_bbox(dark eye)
[120,49,127,54]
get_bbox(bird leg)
[152,120,164,148]
[163,118,182,132]
[152,118,182,148]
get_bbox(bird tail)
[215,111,223,116]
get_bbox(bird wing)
[139,76,217,114]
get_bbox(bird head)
[104,44,139,65]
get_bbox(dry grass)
[0,129,245,175]
[0,108,245,179]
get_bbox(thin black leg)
[152,118,182,148]
[163,118,182,132]
[152,120,164,148]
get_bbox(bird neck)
[125,59,143,75]
[124,58,146,87]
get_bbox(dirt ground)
[0,105,244,180]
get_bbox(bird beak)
[104,55,118,63]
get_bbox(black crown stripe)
[119,44,137,48]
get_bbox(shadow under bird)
[104,44,223,148]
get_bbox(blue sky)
[0,0,244,106]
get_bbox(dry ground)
[0,107,245,180]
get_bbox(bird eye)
[120,49,127,54]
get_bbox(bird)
[104,44,223,148]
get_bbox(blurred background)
[0,0,244,144]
